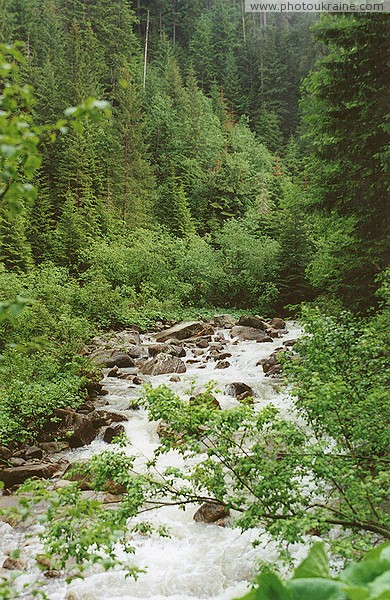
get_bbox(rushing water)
[1,321,315,600]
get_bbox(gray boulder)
[238,316,267,330]
[231,326,267,341]
[140,353,187,376]
[193,502,229,523]
[155,321,206,342]
[0,462,62,488]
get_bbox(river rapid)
[1,320,316,600]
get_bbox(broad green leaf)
[341,560,390,587]
[254,571,291,600]
[293,542,330,579]
[365,544,390,563]
[367,571,390,600]
[341,584,368,600]
[288,578,347,600]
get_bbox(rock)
[170,375,181,382]
[238,316,267,330]
[132,376,144,385]
[90,409,128,427]
[193,502,229,523]
[86,381,104,396]
[54,409,98,448]
[92,350,135,368]
[105,351,135,368]
[155,321,205,343]
[107,366,121,377]
[77,401,96,413]
[215,360,230,369]
[261,354,278,374]
[266,364,282,377]
[267,328,280,338]
[2,557,26,570]
[268,318,286,329]
[193,349,205,357]
[0,462,62,488]
[147,343,185,358]
[9,458,26,467]
[44,570,61,578]
[226,382,254,397]
[103,424,126,444]
[209,343,224,352]
[140,353,187,376]
[256,336,273,343]
[283,338,297,347]
[39,442,69,454]
[25,446,43,460]
[196,339,209,349]
[126,344,143,358]
[0,446,12,461]
[215,352,232,361]
[237,391,254,404]
[189,394,221,410]
[212,314,237,329]
[231,326,267,342]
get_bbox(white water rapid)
[1,321,316,600]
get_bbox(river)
[1,320,314,600]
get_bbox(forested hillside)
[0,2,389,598]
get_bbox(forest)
[0,0,389,598]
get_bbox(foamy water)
[2,322,314,599]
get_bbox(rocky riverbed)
[0,314,309,600]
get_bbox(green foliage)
[235,542,390,600]
[302,14,390,311]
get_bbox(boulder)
[238,316,267,330]
[40,442,69,454]
[215,360,230,370]
[103,424,126,444]
[170,375,181,382]
[147,343,185,358]
[25,446,43,460]
[0,462,62,488]
[196,338,209,349]
[266,328,280,338]
[216,352,232,361]
[3,557,27,570]
[268,318,286,330]
[90,409,128,427]
[126,344,143,358]
[283,338,297,347]
[140,353,187,376]
[189,394,221,410]
[231,326,267,342]
[256,336,273,343]
[226,382,254,397]
[237,391,254,404]
[0,446,12,461]
[193,502,229,523]
[261,354,278,374]
[105,351,135,368]
[91,350,135,368]
[54,409,99,448]
[154,321,205,342]
[9,458,26,467]
[211,314,237,329]
[266,364,282,377]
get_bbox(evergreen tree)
[302,14,390,310]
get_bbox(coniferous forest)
[0,2,389,598]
